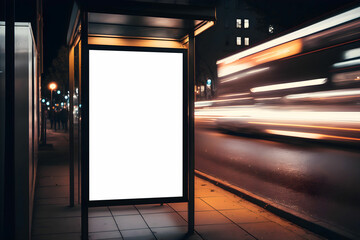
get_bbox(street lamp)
[48,82,57,108]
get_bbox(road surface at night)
[195,127,360,237]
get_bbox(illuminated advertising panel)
[89,48,184,202]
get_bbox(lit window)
[244,37,249,46]
[244,19,249,28]
[236,37,241,45]
[269,25,274,33]
[236,19,242,28]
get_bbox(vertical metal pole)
[44,107,46,143]
[4,0,15,239]
[188,31,195,234]
[80,4,89,240]
[69,46,74,207]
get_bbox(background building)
[195,0,269,100]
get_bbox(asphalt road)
[195,127,360,237]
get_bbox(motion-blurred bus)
[195,5,360,145]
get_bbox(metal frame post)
[188,31,195,233]
[80,5,90,240]
[69,45,75,207]
[4,0,15,239]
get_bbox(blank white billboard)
[89,49,183,201]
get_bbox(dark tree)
[45,45,69,94]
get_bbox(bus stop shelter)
[67,0,216,239]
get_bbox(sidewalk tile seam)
[246,220,311,240]
[197,187,262,240]
[133,205,158,239]
[109,206,125,239]
[165,202,191,226]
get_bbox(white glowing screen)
[89,49,183,201]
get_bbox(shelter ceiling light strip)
[182,21,215,44]
[251,78,327,93]
[217,6,360,65]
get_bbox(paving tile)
[142,212,187,228]
[89,231,122,240]
[33,204,80,218]
[196,223,255,240]
[32,217,81,235]
[89,207,112,217]
[242,202,268,214]
[201,196,244,210]
[114,215,148,230]
[152,226,202,240]
[240,221,304,240]
[38,165,69,177]
[89,217,118,233]
[178,211,232,225]
[35,185,69,199]
[168,198,214,212]
[167,202,187,212]
[261,214,324,240]
[195,187,224,198]
[136,204,174,214]
[243,204,323,239]
[121,228,155,240]
[32,232,81,240]
[33,205,81,219]
[194,198,216,211]
[220,209,269,224]
[110,205,139,216]
[36,197,69,205]
[38,176,69,187]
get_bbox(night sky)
[43,0,73,77]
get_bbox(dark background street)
[195,127,360,236]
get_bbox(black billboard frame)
[80,39,194,240]
[86,44,189,208]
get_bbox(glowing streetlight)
[48,82,57,109]
[49,82,57,91]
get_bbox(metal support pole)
[188,31,195,234]
[69,46,74,207]
[41,104,47,144]
[80,4,89,240]
[4,0,15,239]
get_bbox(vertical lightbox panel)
[89,49,184,201]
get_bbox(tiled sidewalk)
[32,129,323,240]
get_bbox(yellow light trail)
[265,129,360,141]
[249,121,360,132]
